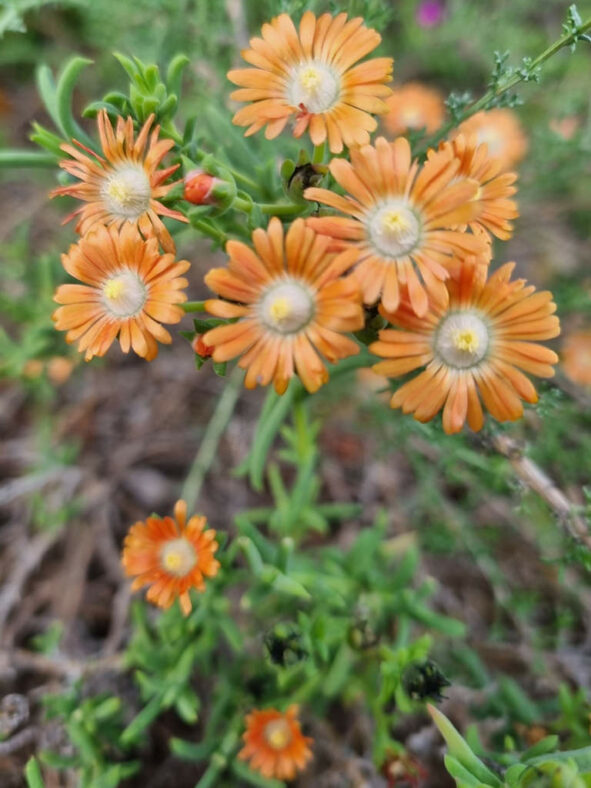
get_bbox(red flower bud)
[192,335,214,358]
[184,169,218,205]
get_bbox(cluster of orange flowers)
[51,10,560,440]
[51,111,190,360]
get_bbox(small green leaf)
[24,758,45,788]
[429,705,503,786]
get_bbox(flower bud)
[192,334,214,358]
[184,169,219,205]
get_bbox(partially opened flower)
[122,499,220,616]
[51,109,187,253]
[228,11,393,153]
[305,136,489,316]
[202,217,364,394]
[53,224,190,361]
[383,82,445,136]
[561,330,591,386]
[239,706,313,781]
[432,133,519,241]
[370,261,560,433]
[455,108,528,172]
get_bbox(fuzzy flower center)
[475,127,503,157]
[368,202,421,259]
[289,61,340,114]
[435,311,490,369]
[160,538,197,577]
[102,271,147,317]
[102,164,151,218]
[264,719,292,750]
[260,280,315,335]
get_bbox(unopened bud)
[192,334,214,358]
[184,169,219,205]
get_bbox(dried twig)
[492,432,591,549]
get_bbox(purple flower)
[416,0,445,28]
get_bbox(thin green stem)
[233,195,253,213]
[192,219,227,245]
[416,15,591,157]
[181,366,244,511]
[225,165,259,191]
[312,142,326,164]
[0,150,58,168]
[182,301,207,313]
[258,202,307,217]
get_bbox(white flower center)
[264,719,292,750]
[434,311,490,369]
[288,61,340,114]
[101,164,151,218]
[259,280,314,334]
[102,270,147,317]
[401,107,423,128]
[160,538,197,577]
[475,127,503,157]
[367,201,421,259]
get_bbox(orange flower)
[227,11,393,153]
[561,330,591,386]
[202,217,364,394]
[383,82,445,136]
[53,224,190,361]
[431,133,518,241]
[455,108,528,172]
[51,110,187,253]
[238,706,313,781]
[305,136,489,316]
[370,261,560,433]
[121,499,220,616]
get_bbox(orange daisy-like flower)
[383,82,445,136]
[51,109,187,253]
[121,499,220,616]
[305,136,489,316]
[227,11,393,153]
[238,705,313,781]
[561,330,591,386]
[370,261,560,433]
[455,108,528,172]
[202,217,364,394]
[53,224,190,361]
[432,133,519,241]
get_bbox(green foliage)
[41,684,139,787]
[431,705,591,787]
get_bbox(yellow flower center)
[101,164,151,219]
[264,719,292,750]
[289,60,340,114]
[453,328,480,354]
[435,311,490,369]
[368,202,421,259]
[299,66,322,93]
[102,271,147,318]
[260,280,314,335]
[160,538,197,577]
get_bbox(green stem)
[312,142,326,164]
[182,301,207,313]
[233,195,253,213]
[257,202,307,217]
[193,219,227,245]
[225,165,259,191]
[181,365,244,511]
[417,14,591,156]
[0,149,58,168]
